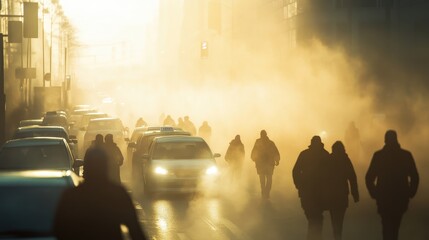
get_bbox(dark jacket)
[104,142,124,183]
[293,145,330,201]
[225,139,245,165]
[326,152,359,209]
[251,137,280,175]
[54,182,147,240]
[366,144,419,213]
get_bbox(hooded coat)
[366,143,419,214]
[251,136,280,175]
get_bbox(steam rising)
[61,0,428,238]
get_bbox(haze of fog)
[59,0,429,238]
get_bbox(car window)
[0,145,71,170]
[0,185,68,234]
[152,141,212,160]
[42,117,68,128]
[87,120,123,131]
[14,130,68,140]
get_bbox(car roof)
[0,170,77,187]
[83,112,108,117]
[154,136,205,143]
[141,129,190,137]
[3,137,67,148]
[16,125,67,132]
[20,119,43,123]
[89,117,120,122]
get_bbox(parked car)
[82,118,129,154]
[18,119,43,128]
[42,113,69,133]
[0,138,83,174]
[140,136,220,195]
[0,170,80,239]
[13,126,78,158]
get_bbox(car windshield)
[0,145,70,170]
[153,141,213,159]
[14,130,68,140]
[0,185,68,235]
[42,117,68,128]
[87,120,123,131]
[80,114,107,128]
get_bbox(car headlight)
[205,166,218,175]
[154,167,168,175]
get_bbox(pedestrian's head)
[385,130,398,146]
[235,135,241,141]
[95,134,103,143]
[83,147,109,183]
[184,116,189,121]
[178,117,183,123]
[332,141,346,154]
[310,135,323,148]
[105,134,114,144]
[260,130,267,138]
[203,121,208,126]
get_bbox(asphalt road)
[127,164,429,240]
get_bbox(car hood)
[152,159,215,169]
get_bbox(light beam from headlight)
[205,166,218,175]
[154,167,168,175]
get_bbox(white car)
[82,117,129,155]
[142,136,220,194]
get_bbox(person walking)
[293,136,330,240]
[198,121,212,144]
[327,141,359,240]
[366,130,419,240]
[225,135,245,180]
[104,134,124,184]
[251,130,280,200]
[54,148,147,240]
[183,116,196,136]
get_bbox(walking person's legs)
[330,208,346,240]
[259,174,266,198]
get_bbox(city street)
[127,164,429,240]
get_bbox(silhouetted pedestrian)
[90,134,105,149]
[54,148,147,240]
[135,117,147,128]
[177,117,185,129]
[198,121,212,144]
[293,136,330,240]
[327,141,359,240]
[366,130,419,240]
[183,116,196,135]
[105,134,124,184]
[163,115,176,126]
[251,130,280,199]
[225,135,245,181]
[345,121,361,162]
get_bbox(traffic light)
[24,2,38,38]
[201,41,208,58]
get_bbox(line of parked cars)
[0,105,222,238]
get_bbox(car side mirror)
[213,153,221,158]
[128,142,136,148]
[125,137,130,142]
[71,139,78,144]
